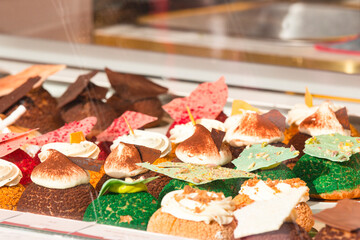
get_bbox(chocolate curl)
[68,157,103,172]
[0,77,41,113]
[335,107,350,130]
[261,110,286,132]
[211,129,226,152]
[134,145,161,164]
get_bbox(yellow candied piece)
[0,184,25,211]
[283,124,299,145]
[305,87,313,107]
[70,131,85,144]
[89,166,105,188]
[153,143,178,165]
[350,124,360,137]
[231,100,259,116]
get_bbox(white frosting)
[298,102,350,137]
[0,159,22,187]
[161,189,234,225]
[224,113,284,147]
[170,119,226,144]
[286,103,343,126]
[111,130,171,158]
[239,180,309,203]
[38,141,100,162]
[175,143,232,166]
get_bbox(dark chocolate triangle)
[67,156,103,172]
[261,109,286,132]
[335,107,350,130]
[211,129,225,152]
[0,76,41,113]
[57,70,98,108]
[80,82,108,101]
[105,68,168,99]
[134,144,161,164]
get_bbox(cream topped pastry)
[287,102,342,126]
[31,149,90,189]
[104,142,148,178]
[175,124,232,166]
[161,186,234,225]
[169,119,225,144]
[38,140,100,162]
[299,101,350,137]
[111,130,171,158]
[224,112,284,147]
[0,159,22,187]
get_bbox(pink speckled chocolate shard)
[96,111,157,142]
[162,76,228,123]
[29,117,97,146]
[0,130,34,157]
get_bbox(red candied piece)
[29,117,97,146]
[2,149,41,186]
[215,111,228,123]
[97,141,112,161]
[0,130,34,157]
[162,76,228,124]
[96,111,157,142]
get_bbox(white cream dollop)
[0,159,22,187]
[239,180,309,203]
[161,189,235,225]
[38,141,100,162]
[111,130,171,158]
[286,103,343,126]
[170,119,226,144]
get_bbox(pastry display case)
[0,0,360,239]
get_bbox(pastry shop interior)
[0,0,359,239]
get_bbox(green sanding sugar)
[254,163,297,180]
[83,192,159,231]
[293,153,360,195]
[158,179,235,204]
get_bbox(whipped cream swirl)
[170,119,226,144]
[161,188,235,225]
[39,141,100,162]
[111,130,171,158]
[0,159,22,187]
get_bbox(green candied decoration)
[83,192,159,231]
[158,179,235,203]
[304,133,360,162]
[293,153,360,195]
[98,177,159,197]
[232,143,299,172]
[137,162,255,185]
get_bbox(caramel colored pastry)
[147,186,236,240]
[238,222,311,240]
[0,184,25,211]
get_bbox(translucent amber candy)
[0,184,25,210]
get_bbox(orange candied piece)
[70,131,85,144]
[231,100,259,116]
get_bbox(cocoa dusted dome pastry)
[58,71,118,137]
[105,67,168,128]
[147,186,237,240]
[0,77,64,133]
[175,124,232,166]
[17,149,96,220]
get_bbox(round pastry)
[293,153,360,200]
[238,222,311,240]
[17,150,96,220]
[233,178,314,232]
[175,124,232,166]
[147,186,236,240]
[0,159,25,210]
[84,192,158,230]
[315,225,360,240]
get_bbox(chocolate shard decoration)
[67,156,103,172]
[105,68,168,99]
[261,109,286,132]
[335,107,350,130]
[80,82,108,100]
[211,129,226,152]
[313,199,360,232]
[57,70,98,108]
[0,76,41,113]
[134,144,161,164]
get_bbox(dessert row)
[0,65,359,239]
